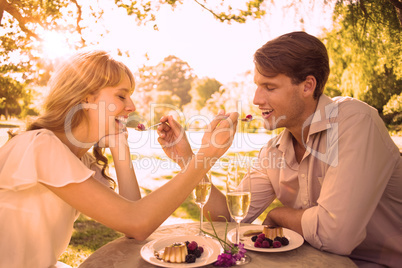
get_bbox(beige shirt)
[0,129,109,268]
[243,95,402,268]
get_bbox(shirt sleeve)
[0,130,94,191]
[242,147,277,223]
[301,109,400,255]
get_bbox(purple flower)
[237,243,247,257]
[214,243,247,267]
[214,253,236,267]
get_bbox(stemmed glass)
[226,159,251,265]
[193,171,212,236]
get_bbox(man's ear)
[303,75,317,97]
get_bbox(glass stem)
[236,220,240,245]
[199,205,204,235]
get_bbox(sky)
[42,0,335,85]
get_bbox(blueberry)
[185,254,197,263]
[251,235,258,242]
[274,236,281,242]
[281,237,289,246]
[194,248,202,258]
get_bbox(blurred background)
[1,1,401,266]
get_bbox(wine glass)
[193,171,212,236]
[226,158,251,265]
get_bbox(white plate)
[140,235,223,267]
[227,226,304,253]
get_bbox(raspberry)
[246,114,253,120]
[137,123,145,131]
[185,254,196,263]
[188,241,198,251]
[264,238,272,247]
[254,241,262,248]
[272,241,282,248]
[257,233,265,240]
[262,240,271,248]
[198,246,204,254]
[251,235,258,242]
[256,238,264,244]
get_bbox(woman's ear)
[303,75,317,97]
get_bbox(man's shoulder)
[331,96,378,117]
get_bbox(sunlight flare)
[41,31,72,60]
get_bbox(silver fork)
[135,122,162,131]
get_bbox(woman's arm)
[44,112,239,241]
[109,132,141,201]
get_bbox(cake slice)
[263,226,284,240]
[162,242,188,263]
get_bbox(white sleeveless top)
[0,129,108,268]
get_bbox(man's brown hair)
[254,31,329,99]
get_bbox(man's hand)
[263,206,306,236]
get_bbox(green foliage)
[1,0,264,121]
[58,214,123,267]
[324,0,402,127]
[135,55,195,121]
[157,55,194,107]
[190,77,222,110]
[383,93,402,125]
[115,0,265,26]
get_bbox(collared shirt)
[243,95,402,268]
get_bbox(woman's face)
[86,75,135,142]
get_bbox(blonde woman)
[0,50,238,268]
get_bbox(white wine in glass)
[226,159,251,265]
[193,171,212,236]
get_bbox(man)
[204,31,402,267]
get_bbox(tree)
[324,0,402,126]
[189,77,222,110]
[0,0,265,119]
[134,55,196,123]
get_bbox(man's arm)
[203,184,230,221]
[300,110,400,255]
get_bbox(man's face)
[253,67,306,131]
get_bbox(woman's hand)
[197,110,239,165]
[97,128,128,149]
[157,115,194,169]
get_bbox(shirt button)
[303,201,308,205]
[301,174,305,178]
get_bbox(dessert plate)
[227,226,304,253]
[141,235,223,267]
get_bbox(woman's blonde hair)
[27,50,135,188]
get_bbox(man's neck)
[288,96,320,163]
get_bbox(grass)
[58,214,124,267]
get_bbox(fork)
[135,122,162,131]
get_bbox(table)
[79,222,357,268]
